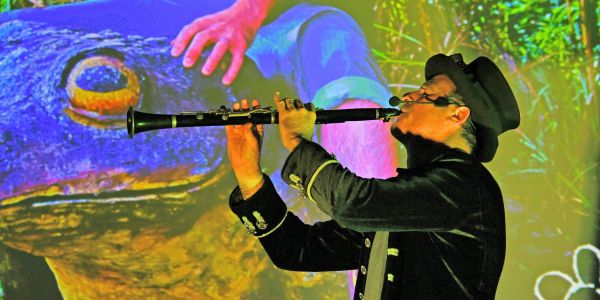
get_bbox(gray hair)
[448,94,477,152]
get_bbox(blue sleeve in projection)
[247,4,391,109]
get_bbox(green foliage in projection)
[450,0,599,77]
[0,0,32,11]
[0,0,9,12]
[447,0,599,220]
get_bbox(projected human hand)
[171,0,274,85]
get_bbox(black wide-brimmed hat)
[425,53,520,162]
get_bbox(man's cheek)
[396,117,414,134]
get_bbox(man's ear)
[450,106,471,125]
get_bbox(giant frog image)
[0,1,395,299]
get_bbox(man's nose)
[399,92,415,111]
[402,91,420,102]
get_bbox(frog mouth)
[0,164,229,208]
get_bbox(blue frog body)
[0,19,231,204]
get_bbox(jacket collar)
[398,133,470,169]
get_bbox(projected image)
[0,0,598,299]
[0,0,396,299]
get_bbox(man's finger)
[293,98,304,109]
[171,17,211,57]
[183,32,212,68]
[232,102,241,128]
[251,99,263,137]
[251,99,261,109]
[284,98,293,110]
[202,39,229,75]
[240,99,250,111]
[171,26,195,57]
[251,123,263,147]
[222,47,245,86]
[188,16,214,32]
[273,92,286,111]
[256,123,264,138]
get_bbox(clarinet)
[127,103,401,139]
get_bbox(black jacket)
[230,139,505,299]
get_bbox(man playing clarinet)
[224,53,520,299]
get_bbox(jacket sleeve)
[229,174,362,272]
[281,140,480,232]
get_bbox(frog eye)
[65,55,140,127]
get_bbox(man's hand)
[273,92,316,152]
[170,0,274,86]
[225,99,264,199]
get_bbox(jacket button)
[289,174,302,184]
[360,265,367,275]
[364,238,371,248]
[359,292,364,299]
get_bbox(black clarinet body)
[127,105,400,138]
